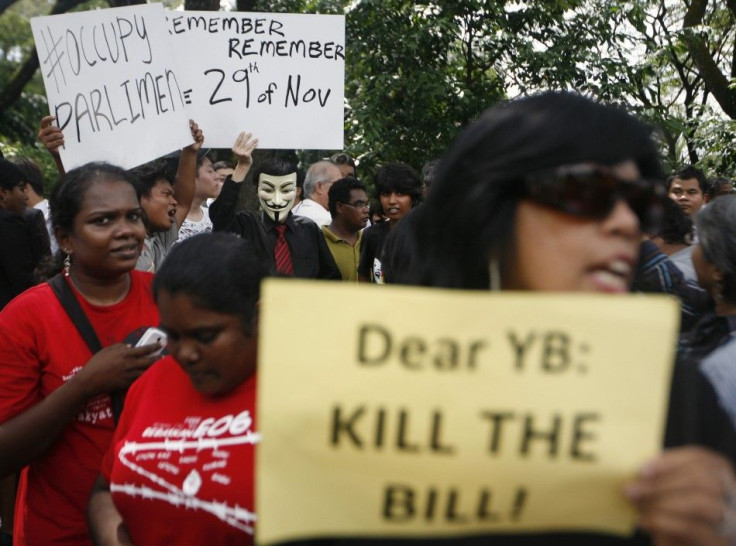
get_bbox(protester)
[688,195,736,427]
[88,232,264,544]
[15,157,56,253]
[668,165,709,221]
[0,162,162,545]
[323,177,370,281]
[293,160,342,226]
[330,152,357,177]
[175,152,220,244]
[706,176,735,199]
[632,198,711,334]
[421,158,439,198]
[358,162,421,283]
[213,160,235,185]
[0,159,34,310]
[211,132,340,280]
[381,91,736,545]
[126,120,203,271]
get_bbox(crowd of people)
[1,90,736,545]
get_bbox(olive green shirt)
[321,226,362,282]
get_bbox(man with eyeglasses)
[322,177,370,281]
[292,160,342,226]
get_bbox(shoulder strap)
[48,274,102,353]
[48,274,126,423]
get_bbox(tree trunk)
[682,0,736,119]
[0,0,18,18]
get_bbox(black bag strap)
[48,274,102,353]
[48,274,125,423]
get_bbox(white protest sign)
[31,4,192,170]
[164,11,344,149]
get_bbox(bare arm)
[230,131,258,183]
[88,476,133,546]
[172,120,204,228]
[0,343,160,479]
[38,115,66,176]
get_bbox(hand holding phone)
[135,327,167,358]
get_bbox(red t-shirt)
[101,356,258,544]
[0,271,159,546]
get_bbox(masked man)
[209,132,340,279]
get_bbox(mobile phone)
[135,327,167,357]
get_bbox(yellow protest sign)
[256,280,678,544]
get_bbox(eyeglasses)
[524,165,666,232]
[341,200,370,209]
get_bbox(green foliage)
[2,0,736,182]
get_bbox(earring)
[63,251,71,277]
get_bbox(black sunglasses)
[524,166,666,232]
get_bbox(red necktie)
[274,224,294,276]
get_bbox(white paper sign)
[165,11,345,150]
[31,4,192,170]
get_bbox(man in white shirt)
[292,160,341,226]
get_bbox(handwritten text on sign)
[256,281,677,543]
[164,12,345,149]
[30,4,191,170]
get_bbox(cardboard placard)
[31,4,192,170]
[256,280,678,543]
[164,11,345,149]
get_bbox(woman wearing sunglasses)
[380,91,736,545]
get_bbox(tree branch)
[682,0,736,118]
[0,0,89,120]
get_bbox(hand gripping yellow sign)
[256,280,678,544]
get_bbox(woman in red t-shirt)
[0,163,164,545]
[88,232,266,545]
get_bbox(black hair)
[251,158,297,187]
[706,176,735,199]
[373,162,422,206]
[38,162,137,279]
[12,158,45,196]
[667,165,707,194]
[153,232,266,332]
[369,199,384,221]
[128,160,174,197]
[330,153,356,168]
[392,91,663,289]
[696,194,736,303]
[421,159,439,188]
[0,158,24,191]
[213,160,234,171]
[327,176,367,217]
[654,198,693,245]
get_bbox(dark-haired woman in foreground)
[0,163,162,545]
[88,232,265,545]
[378,92,736,545]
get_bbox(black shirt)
[358,221,391,282]
[210,178,340,280]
